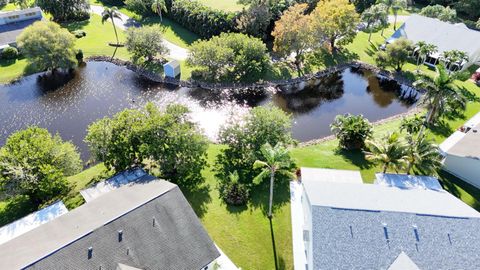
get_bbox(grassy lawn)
[197,0,246,12]
[89,0,199,48]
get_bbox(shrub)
[169,0,237,39]
[1,46,18,60]
[330,113,373,150]
[76,49,84,63]
[215,106,294,183]
[125,0,154,15]
[72,30,86,38]
[125,25,169,63]
[219,172,249,206]
[187,32,270,82]
[36,0,90,22]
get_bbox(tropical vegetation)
[331,114,373,150]
[17,21,78,72]
[125,25,169,63]
[36,0,90,22]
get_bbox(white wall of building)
[443,155,480,189]
[0,8,42,25]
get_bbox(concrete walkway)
[90,5,189,60]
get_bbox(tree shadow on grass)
[365,42,379,57]
[181,183,212,219]
[0,195,36,227]
[428,119,454,138]
[62,19,90,31]
[458,86,480,103]
[307,48,359,68]
[334,148,372,170]
[140,17,199,46]
[439,170,480,211]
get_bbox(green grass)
[89,0,199,48]
[197,0,246,12]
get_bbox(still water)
[0,62,418,160]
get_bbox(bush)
[125,0,154,15]
[169,0,237,39]
[330,113,373,150]
[125,25,169,63]
[72,30,86,38]
[36,0,90,22]
[187,32,270,82]
[215,106,294,183]
[219,172,249,206]
[76,49,84,63]
[1,47,18,60]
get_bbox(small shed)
[163,60,181,78]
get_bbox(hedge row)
[168,0,238,39]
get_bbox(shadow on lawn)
[428,119,454,138]
[182,183,212,219]
[0,195,36,227]
[439,170,480,211]
[307,48,359,68]
[334,148,372,170]
[62,19,90,31]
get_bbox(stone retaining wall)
[86,56,417,92]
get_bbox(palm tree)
[253,143,295,218]
[377,0,407,30]
[364,132,408,173]
[415,41,437,72]
[151,0,167,22]
[414,64,466,125]
[101,7,122,47]
[441,50,469,73]
[404,133,443,175]
[362,4,389,42]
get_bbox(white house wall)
[443,154,480,189]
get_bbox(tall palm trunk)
[393,13,398,30]
[426,95,440,124]
[383,162,389,173]
[111,17,120,46]
[157,5,163,22]
[268,169,275,218]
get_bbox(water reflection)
[0,61,418,160]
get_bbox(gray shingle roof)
[389,15,480,59]
[0,18,41,46]
[0,178,220,270]
[311,206,480,270]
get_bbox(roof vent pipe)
[118,230,123,242]
[413,225,420,242]
[87,247,93,259]
[153,217,156,227]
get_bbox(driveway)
[90,5,189,60]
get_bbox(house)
[0,177,220,269]
[440,112,480,189]
[0,7,42,50]
[387,14,480,70]
[291,168,480,270]
[164,60,181,78]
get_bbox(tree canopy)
[36,0,90,22]
[125,25,169,63]
[420,5,457,22]
[0,127,81,206]
[187,33,270,82]
[216,106,294,184]
[272,3,312,76]
[17,21,77,72]
[330,113,373,150]
[375,37,412,71]
[310,0,360,52]
[85,103,209,188]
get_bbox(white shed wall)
[443,154,480,189]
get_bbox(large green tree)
[236,3,272,40]
[85,103,208,187]
[375,37,412,71]
[187,33,270,82]
[17,21,77,72]
[272,3,312,76]
[36,0,90,22]
[253,143,295,218]
[216,106,294,183]
[414,64,466,125]
[125,25,169,63]
[310,0,360,52]
[0,127,81,206]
